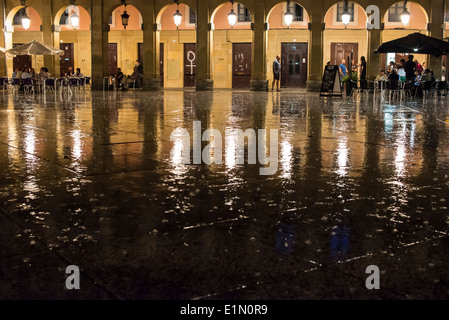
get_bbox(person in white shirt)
[22,68,32,79]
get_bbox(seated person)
[74,68,83,77]
[387,69,399,89]
[429,70,436,84]
[421,69,431,82]
[12,68,19,79]
[397,66,406,81]
[21,68,32,79]
[375,70,387,81]
[115,68,125,90]
[130,60,143,88]
[65,67,75,77]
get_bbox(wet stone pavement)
[1,90,449,300]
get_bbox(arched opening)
[211,2,253,89]
[267,1,310,88]
[323,1,368,72]
[382,1,429,71]
[5,6,43,76]
[54,5,91,77]
[107,5,143,80]
[157,3,197,88]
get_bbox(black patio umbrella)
[375,32,449,57]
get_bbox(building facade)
[0,0,448,91]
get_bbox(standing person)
[415,60,423,74]
[339,59,347,90]
[272,55,281,92]
[405,55,416,84]
[360,56,367,89]
[339,59,347,78]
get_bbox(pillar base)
[250,79,268,91]
[92,78,106,91]
[306,80,322,92]
[142,79,161,91]
[196,79,214,91]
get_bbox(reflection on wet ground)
[1,90,449,299]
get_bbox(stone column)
[91,0,109,90]
[429,0,445,79]
[306,5,324,92]
[367,28,382,80]
[250,4,268,91]
[41,5,57,76]
[0,3,6,76]
[196,0,213,91]
[141,4,160,91]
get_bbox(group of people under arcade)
[108,60,143,91]
[374,55,446,97]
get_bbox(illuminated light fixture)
[341,0,351,27]
[414,48,418,52]
[120,0,130,29]
[70,11,80,29]
[228,0,237,28]
[173,0,182,28]
[19,1,31,30]
[284,0,293,28]
[401,1,410,26]
[22,12,31,30]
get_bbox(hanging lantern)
[228,0,237,28]
[341,0,351,27]
[121,5,130,29]
[284,1,293,28]
[70,11,80,29]
[401,1,410,26]
[22,8,31,30]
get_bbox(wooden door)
[160,43,164,87]
[232,43,252,89]
[60,43,74,76]
[330,43,358,71]
[184,43,196,87]
[281,42,308,88]
[12,44,31,71]
[108,43,118,76]
[138,43,144,65]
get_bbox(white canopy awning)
[6,40,63,56]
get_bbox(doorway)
[330,43,358,70]
[12,44,31,71]
[160,43,164,87]
[281,42,308,88]
[184,43,197,87]
[232,43,252,89]
[60,43,74,76]
[108,43,118,76]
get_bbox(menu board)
[320,65,342,97]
